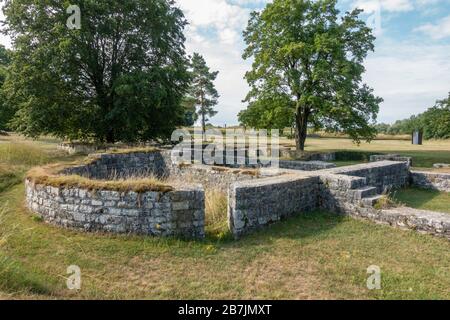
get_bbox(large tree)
[3,0,190,143]
[187,53,219,136]
[239,0,382,150]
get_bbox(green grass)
[0,135,449,300]
[0,184,449,300]
[279,136,450,169]
[0,166,23,193]
[392,188,450,214]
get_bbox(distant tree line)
[375,94,450,140]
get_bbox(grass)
[392,188,450,214]
[0,134,450,299]
[27,165,173,193]
[1,184,449,299]
[205,189,229,239]
[278,137,450,169]
[0,142,51,167]
[0,165,23,193]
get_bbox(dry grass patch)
[0,143,50,166]
[106,147,161,155]
[26,165,173,193]
[205,189,229,238]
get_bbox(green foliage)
[187,53,219,133]
[421,94,450,140]
[181,96,198,127]
[0,45,13,131]
[238,95,295,129]
[3,0,190,143]
[375,93,450,140]
[239,0,382,150]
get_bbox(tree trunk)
[200,89,206,142]
[106,129,115,144]
[295,108,309,151]
[201,112,206,142]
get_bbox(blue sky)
[1,0,450,125]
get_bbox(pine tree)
[188,53,219,138]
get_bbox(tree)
[0,45,13,131]
[3,0,190,143]
[187,53,219,137]
[239,0,382,151]
[181,96,198,127]
[421,93,450,140]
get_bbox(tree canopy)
[239,0,382,150]
[3,0,190,143]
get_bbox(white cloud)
[176,0,259,125]
[364,41,450,123]
[414,14,450,39]
[352,0,414,13]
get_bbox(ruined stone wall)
[325,161,410,193]
[26,150,450,241]
[63,151,170,179]
[279,160,336,171]
[370,154,413,167]
[410,171,450,193]
[228,174,320,238]
[170,164,263,193]
[25,179,205,239]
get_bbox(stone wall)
[410,171,450,193]
[25,149,450,241]
[25,179,205,239]
[325,161,410,193]
[170,164,264,193]
[378,207,450,240]
[228,174,320,238]
[279,160,336,171]
[63,151,170,179]
[370,154,413,167]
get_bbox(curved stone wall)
[62,150,171,179]
[25,179,205,239]
[25,150,205,239]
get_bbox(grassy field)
[279,136,450,169]
[0,134,449,300]
[392,188,450,214]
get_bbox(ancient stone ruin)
[25,149,450,240]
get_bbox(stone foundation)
[25,179,205,239]
[228,174,319,238]
[25,150,450,241]
[410,171,450,193]
[370,154,413,167]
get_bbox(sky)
[1,0,450,125]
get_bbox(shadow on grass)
[0,254,54,296]
[392,187,449,213]
[219,211,347,247]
